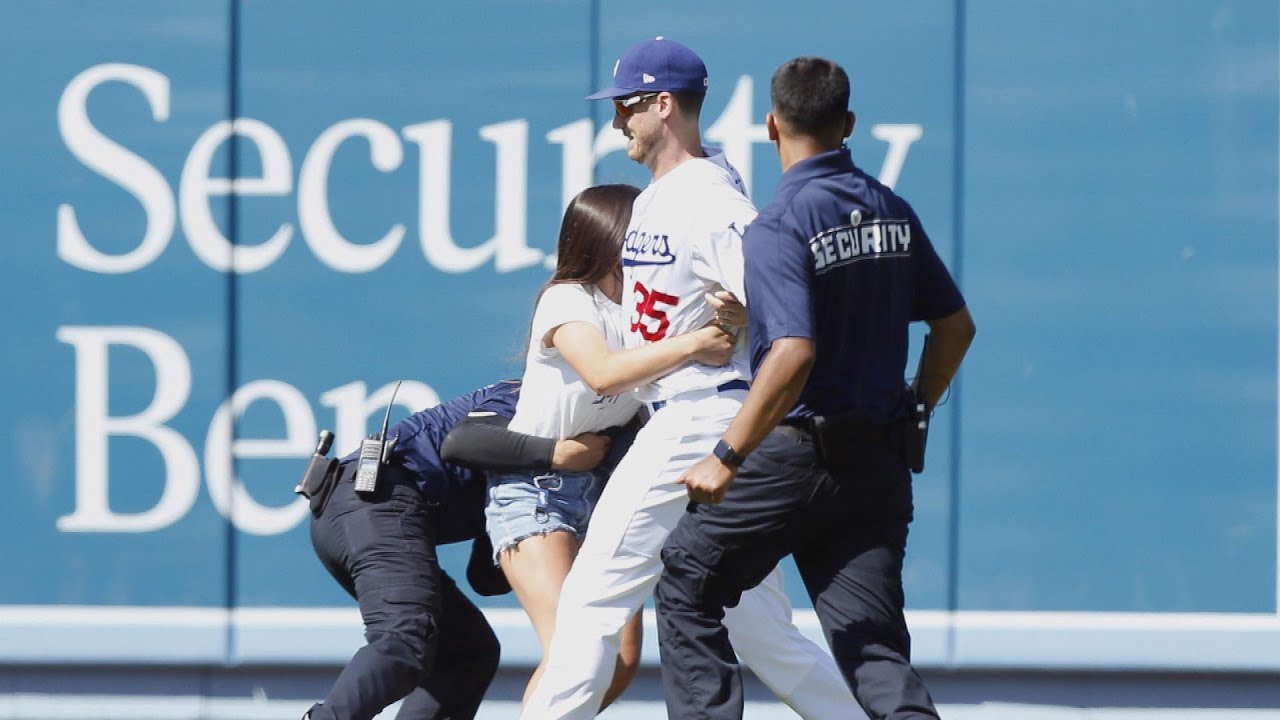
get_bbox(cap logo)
[612,59,620,77]
[642,73,656,84]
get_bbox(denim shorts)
[484,470,604,561]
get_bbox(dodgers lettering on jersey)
[810,220,912,273]
[621,149,756,402]
[623,230,674,267]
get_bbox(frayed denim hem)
[491,526,582,564]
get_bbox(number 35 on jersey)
[630,282,678,341]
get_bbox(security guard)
[301,380,609,720]
[657,56,976,719]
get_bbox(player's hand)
[678,454,738,504]
[689,325,735,367]
[552,433,611,471]
[705,290,747,329]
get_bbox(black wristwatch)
[713,439,747,468]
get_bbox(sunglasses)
[613,92,659,118]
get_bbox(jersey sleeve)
[529,284,605,353]
[690,190,757,301]
[743,213,815,345]
[905,205,965,321]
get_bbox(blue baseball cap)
[587,37,709,100]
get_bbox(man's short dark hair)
[672,91,705,120]
[770,57,849,136]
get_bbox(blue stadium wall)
[2,0,1278,688]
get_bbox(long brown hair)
[546,184,640,289]
[524,184,640,352]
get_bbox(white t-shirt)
[507,283,642,439]
[621,148,758,402]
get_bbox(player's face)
[612,93,662,165]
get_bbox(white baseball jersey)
[621,148,758,402]
[507,282,641,439]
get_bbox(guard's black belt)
[773,414,903,471]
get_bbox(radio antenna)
[380,380,403,439]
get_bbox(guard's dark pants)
[656,424,939,720]
[307,463,500,720]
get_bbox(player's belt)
[717,378,751,393]
[646,379,750,414]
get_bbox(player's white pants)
[519,388,857,720]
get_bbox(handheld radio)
[906,335,931,474]
[353,381,403,495]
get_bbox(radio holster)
[903,392,930,474]
[296,430,340,515]
[904,333,933,474]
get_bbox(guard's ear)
[766,112,779,143]
[844,111,855,139]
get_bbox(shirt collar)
[776,146,855,196]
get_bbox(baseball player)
[657,56,976,719]
[520,38,860,720]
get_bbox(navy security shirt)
[744,148,964,423]
[343,380,519,544]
